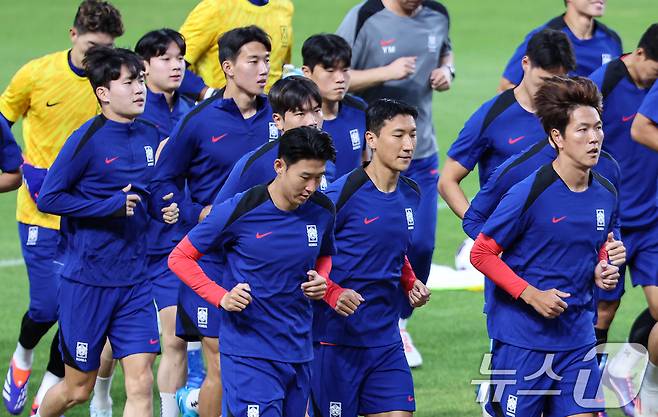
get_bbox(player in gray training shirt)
[336,0,454,369]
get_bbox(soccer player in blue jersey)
[311,98,431,417]
[471,76,621,417]
[0,117,22,192]
[169,126,336,417]
[440,28,575,219]
[499,0,622,91]
[301,34,367,181]
[32,46,178,417]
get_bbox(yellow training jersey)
[180,0,294,92]
[0,50,99,230]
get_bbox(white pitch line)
[0,258,23,268]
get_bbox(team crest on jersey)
[26,226,39,246]
[601,53,612,65]
[281,26,290,47]
[596,209,605,231]
[405,208,415,230]
[507,394,517,415]
[329,402,342,417]
[76,342,88,363]
[247,404,259,417]
[350,129,361,150]
[428,35,438,53]
[306,225,318,247]
[197,307,208,328]
[144,146,155,166]
[269,122,279,141]
[320,175,328,191]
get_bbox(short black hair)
[135,28,186,61]
[218,25,271,64]
[366,99,418,135]
[525,28,576,72]
[278,126,336,165]
[73,0,123,37]
[302,34,352,70]
[84,46,144,92]
[638,23,658,61]
[268,76,322,116]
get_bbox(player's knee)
[68,384,92,405]
[125,369,154,398]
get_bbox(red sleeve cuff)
[599,242,609,262]
[316,256,344,308]
[401,255,417,293]
[470,233,529,299]
[168,236,228,308]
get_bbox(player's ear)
[222,59,234,78]
[273,158,286,175]
[69,28,78,43]
[142,60,150,76]
[95,86,110,105]
[521,56,531,73]
[272,113,285,131]
[301,65,312,78]
[550,128,564,151]
[365,130,377,151]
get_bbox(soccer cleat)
[400,328,422,368]
[176,386,199,417]
[603,370,637,417]
[3,360,31,415]
[89,402,112,417]
[186,349,206,389]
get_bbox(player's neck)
[267,180,298,211]
[364,160,400,193]
[382,0,422,18]
[148,85,176,109]
[224,83,258,119]
[623,53,650,89]
[322,99,340,121]
[514,82,536,113]
[563,9,595,40]
[101,108,136,125]
[552,158,590,192]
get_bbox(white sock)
[609,342,646,378]
[398,318,408,330]
[12,343,34,370]
[35,371,61,404]
[639,361,658,416]
[90,375,113,409]
[186,388,200,411]
[187,341,202,352]
[159,392,178,417]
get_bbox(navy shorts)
[485,341,603,417]
[310,342,415,416]
[620,224,658,287]
[175,256,222,340]
[147,253,180,310]
[58,278,160,372]
[221,354,310,417]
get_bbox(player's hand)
[199,205,212,222]
[595,260,619,291]
[430,65,452,91]
[386,56,417,81]
[302,270,327,300]
[161,193,179,224]
[334,289,364,317]
[220,283,252,312]
[605,232,626,266]
[519,285,570,319]
[122,184,141,217]
[408,280,431,308]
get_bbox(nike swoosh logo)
[149,339,158,345]
[408,395,415,402]
[211,133,228,143]
[256,232,273,239]
[552,216,567,223]
[508,135,525,144]
[364,216,380,225]
[379,39,395,46]
[429,169,439,175]
[105,156,119,164]
[46,101,61,107]
[621,113,636,122]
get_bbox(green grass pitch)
[0,1,655,415]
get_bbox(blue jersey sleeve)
[638,82,658,123]
[212,152,251,205]
[319,211,337,257]
[37,133,125,217]
[178,68,207,100]
[481,182,529,249]
[0,117,22,172]
[446,100,491,170]
[588,65,605,90]
[187,194,239,254]
[502,28,540,84]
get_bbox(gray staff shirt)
[337,0,451,160]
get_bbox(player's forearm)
[631,114,658,151]
[439,52,453,68]
[348,67,392,92]
[169,236,228,307]
[470,233,528,299]
[37,189,126,218]
[0,171,21,192]
[437,176,470,219]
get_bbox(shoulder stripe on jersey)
[173,88,223,136]
[335,167,370,211]
[400,175,421,195]
[135,118,160,137]
[522,163,560,214]
[309,191,335,214]
[478,88,517,138]
[545,15,567,30]
[72,115,107,158]
[592,170,617,197]
[342,94,368,112]
[601,59,629,99]
[598,149,618,167]
[422,1,449,21]
[498,140,549,179]
[243,139,280,174]
[225,184,270,229]
[594,20,622,47]
[355,0,385,40]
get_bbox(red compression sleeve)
[599,242,609,262]
[400,255,417,293]
[470,233,529,299]
[316,256,344,308]
[168,236,228,308]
